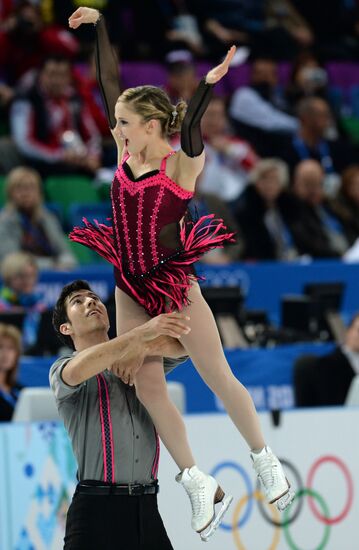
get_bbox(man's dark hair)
[52,279,92,350]
[296,96,328,119]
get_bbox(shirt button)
[136,435,139,439]
[135,459,139,463]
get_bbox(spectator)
[198,96,258,204]
[196,0,312,59]
[0,1,78,87]
[235,158,299,260]
[189,193,243,264]
[164,1,204,55]
[330,165,359,246]
[73,52,114,139]
[0,166,77,269]
[0,252,47,351]
[107,0,181,59]
[294,313,359,407]
[285,52,331,113]
[0,323,22,422]
[0,0,15,21]
[292,0,359,59]
[229,58,298,156]
[164,50,199,103]
[10,56,102,177]
[279,96,355,190]
[73,52,118,167]
[292,160,350,257]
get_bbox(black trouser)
[64,490,174,550]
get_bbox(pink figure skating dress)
[69,150,235,316]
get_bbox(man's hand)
[112,313,190,386]
[110,345,145,386]
[68,7,101,29]
[148,334,186,359]
[137,312,191,342]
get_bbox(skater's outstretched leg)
[179,283,294,510]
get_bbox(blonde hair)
[1,252,38,286]
[5,166,42,203]
[249,158,289,189]
[0,323,22,387]
[118,85,187,136]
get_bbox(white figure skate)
[251,446,295,511]
[176,465,233,542]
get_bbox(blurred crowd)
[1,0,359,417]
[0,1,358,263]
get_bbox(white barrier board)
[158,408,359,550]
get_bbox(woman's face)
[10,178,41,211]
[114,101,154,155]
[0,337,18,373]
[8,262,38,295]
[255,168,282,203]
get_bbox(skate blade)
[200,495,233,542]
[275,489,295,511]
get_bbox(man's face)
[39,60,72,98]
[168,64,197,93]
[294,166,324,207]
[62,290,110,341]
[251,60,277,87]
[201,99,227,137]
[346,316,359,353]
[302,99,331,136]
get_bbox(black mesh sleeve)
[95,15,121,130]
[180,79,214,157]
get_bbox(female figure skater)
[69,7,294,541]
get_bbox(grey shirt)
[49,354,186,484]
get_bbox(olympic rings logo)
[210,455,354,550]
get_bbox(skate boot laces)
[253,451,295,511]
[255,453,279,489]
[186,471,208,519]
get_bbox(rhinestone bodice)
[111,154,194,276]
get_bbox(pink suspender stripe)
[96,374,115,483]
[151,427,160,479]
[159,150,176,173]
[102,373,115,482]
[121,151,130,164]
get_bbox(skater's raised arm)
[177,46,236,184]
[69,7,123,160]
[94,15,121,132]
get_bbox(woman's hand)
[68,7,100,29]
[205,46,236,85]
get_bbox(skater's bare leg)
[115,287,195,471]
[179,282,265,451]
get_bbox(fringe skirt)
[69,214,235,317]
